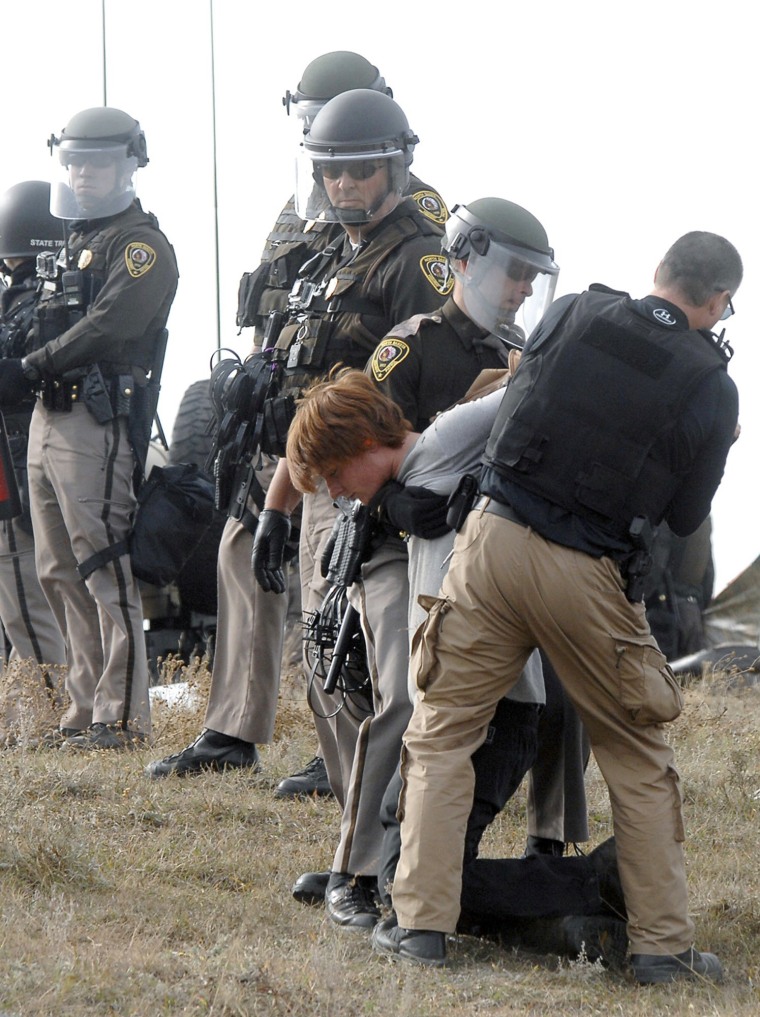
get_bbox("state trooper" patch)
[125,242,157,279]
[370,339,410,382]
[410,190,449,225]
[420,254,454,296]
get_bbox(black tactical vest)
[483,285,728,540]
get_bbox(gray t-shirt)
[398,389,544,704]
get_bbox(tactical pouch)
[236,264,269,330]
[82,364,116,423]
[41,378,79,411]
[275,317,333,372]
[33,301,73,347]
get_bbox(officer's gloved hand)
[251,509,291,593]
[371,481,452,539]
[0,358,32,408]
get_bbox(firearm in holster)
[623,514,654,603]
[0,411,22,521]
[446,472,480,532]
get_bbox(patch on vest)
[420,254,454,296]
[370,339,410,381]
[411,190,449,225]
[125,242,157,278]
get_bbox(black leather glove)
[372,481,452,539]
[251,508,291,593]
[0,358,33,408]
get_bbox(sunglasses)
[65,152,118,169]
[317,160,385,181]
[719,296,735,322]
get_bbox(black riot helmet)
[295,89,418,225]
[283,51,391,128]
[0,180,64,260]
[442,197,559,345]
[48,106,148,220]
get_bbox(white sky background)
[3,0,757,594]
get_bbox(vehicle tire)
[168,378,223,618]
[168,378,215,470]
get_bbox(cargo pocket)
[613,635,684,725]
[410,594,452,696]
[666,763,686,842]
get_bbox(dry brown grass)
[0,655,758,1017]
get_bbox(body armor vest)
[236,175,448,339]
[273,202,442,395]
[483,285,728,540]
[33,205,165,373]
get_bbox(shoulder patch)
[411,190,449,225]
[370,339,411,382]
[420,254,454,296]
[125,242,157,279]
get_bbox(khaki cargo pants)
[393,503,693,955]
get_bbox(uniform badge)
[411,190,449,225]
[370,339,410,382]
[125,242,157,279]
[420,255,454,296]
[78,250,93,270]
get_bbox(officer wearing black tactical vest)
[379,232,741,982]
[0,107,179,750]
[0,181,66,695]
[251,87,451,820]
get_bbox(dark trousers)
[379,696,601,922]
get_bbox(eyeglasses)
[65,152,118,169]
[316,160,385,181]
[719,296,735,322]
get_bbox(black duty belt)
[476,495,528,527]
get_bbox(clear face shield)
[456,240,559,348]
[50,139,138,219]
[289,96,326,132]
[294,147,406,224]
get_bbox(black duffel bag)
[130,463,216,587]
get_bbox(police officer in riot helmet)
[0,181,67,699]
[0,107,178,751]
[443,198,559,348]
[251,87,451,923]
[295,88,420,232]
[48,107,148,221]
[146,57,448,791]
[368,197,559,434]
[235,53,446,345]
[283,50,391,126]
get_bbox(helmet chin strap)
[331,182,398,234]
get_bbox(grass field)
[0,656,758,1016]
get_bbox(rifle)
[302,501,377,712]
